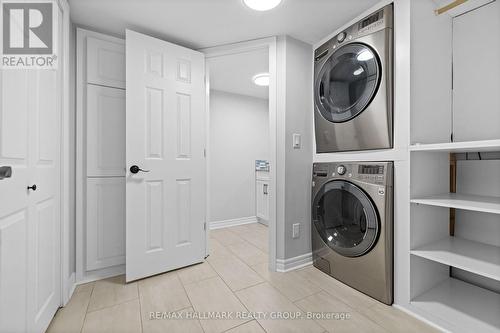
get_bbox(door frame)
[57,0,74,306]
[200,37,278,271]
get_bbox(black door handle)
[27,184,37,191]
[130,165,150,174]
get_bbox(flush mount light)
[252,73,270,86]
[243,0,282,11]
[357,50,374,61]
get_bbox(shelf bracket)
[435,0,468,15]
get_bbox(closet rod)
[435,0,468,14]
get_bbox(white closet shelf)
[410,193,500,214]
[411,278,500,333]
[409,139,500,152]
[411,237,500,281]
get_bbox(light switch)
[292,223,300,239]
[293,133,301,149]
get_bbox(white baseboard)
[276,252,313,272]
[392,304,449,333]
[210,216,258,230]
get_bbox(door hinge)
[204,222,206,230]
[204,148,206,158]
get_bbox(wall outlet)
[292,223,300,239]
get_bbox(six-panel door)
[0,69,61,332]
[125,30,207,282]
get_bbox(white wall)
[275,36,314,261]
[454,159,500,293]
[209,90,269,223]
[452,1,500,142]
[410,0,452,144]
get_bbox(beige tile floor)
[47,223,439,333]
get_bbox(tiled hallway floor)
[47,223,439,333]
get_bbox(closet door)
[86,178,126,270]
[77,29,127,281]
[86,85,125,177]
[87,36,126,89]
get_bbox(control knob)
[336,165,347,175]
[337,32,347,43]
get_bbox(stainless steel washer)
[314,5,393,152]
[311,162,393,304]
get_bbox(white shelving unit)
[410,139,500,153]
[407,1,500,331]
[412,278,500,333]
[411,237,500,281]
[411,193,500,215]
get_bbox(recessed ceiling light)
[243,0,282,11]
[253,73,270,86]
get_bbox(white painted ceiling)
[69,0,380,49]
[209,48,269,99]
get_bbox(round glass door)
[315,43,380,123]
[312,180,379,257]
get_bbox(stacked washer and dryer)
[312,4,394,305]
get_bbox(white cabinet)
[256,179,270,223]
[86,36,126,89]
[86,85,125,177]
[86,178,125,271]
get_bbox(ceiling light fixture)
[243,0,282,11]
[252,73,270,86]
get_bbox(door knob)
[27,184,37,191]
[0,166,12,180]
[130,165,150,174]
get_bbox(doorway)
[203,38,278,271]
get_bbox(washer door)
[312,180,379,257]
[315,43,381,123]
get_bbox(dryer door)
[312,180,379,257]
[315,43,380,123]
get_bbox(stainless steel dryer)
[314,5,393,152]
[311,162,393,304]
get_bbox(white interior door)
[0,69,61,333]
[126,30,206,282]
